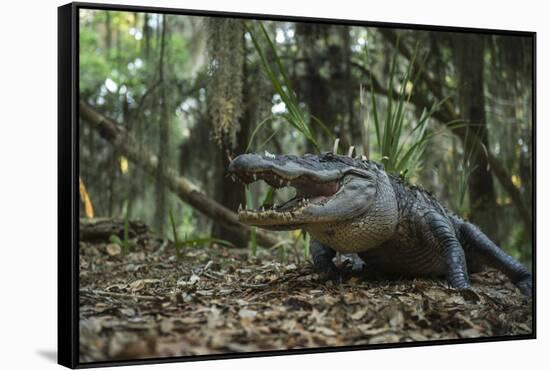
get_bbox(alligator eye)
[321,152,335,162]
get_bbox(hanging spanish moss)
[205,18,245,155]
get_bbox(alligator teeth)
[238,203,242,212]
[286,181,291,187]
[231,175,236,182]
[261,207,265,212]
[253,174,257,181]
[279,178,284,187]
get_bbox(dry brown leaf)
[238,308,258,319]
[106,243,121,256]
[315,326,337,336]
[128,279,161,292]
[159,319,174,334]
[369,333,400,344]
[350,308,368,320]
[389,310,405,329]
[180,317,203,324]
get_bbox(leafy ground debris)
[78,221,532,363]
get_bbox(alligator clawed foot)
[349,260,367,276]
[317,267,343,283]
[318,265,367,284]
[338,255,367,278]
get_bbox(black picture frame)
[58,2,536,368]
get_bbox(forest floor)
[78,219,533,363]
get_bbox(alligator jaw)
[227,168,341,227]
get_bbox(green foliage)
[245,187,257,256]
[176,237,236,249]
[168,209,182,261]
[245,23,334,153]
[79,28,111,94]
[507,224,532,268]
[300,230,310,261]
[365,39,447,178]
[109,203,131,254]
[456,132,477,211]
[169,209,235,262]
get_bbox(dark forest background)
[78,10,533,265]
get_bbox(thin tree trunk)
[452,34,499,241]
[295,24,338,152]
[142,13,150,60]
[154,15,169,233]
[105,12,112,51]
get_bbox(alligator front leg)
[309,239,339,281]
[460,222,532,296]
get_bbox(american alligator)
[227,152,532,296]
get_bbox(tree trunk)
[295,24,338,153]
[452,34,499,241]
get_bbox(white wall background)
[0,0,546,369]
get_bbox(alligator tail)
[460,222,532,296]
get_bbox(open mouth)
[228,169,341,220]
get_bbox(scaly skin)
[227,152,532,296]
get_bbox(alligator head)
[227,152,397,235]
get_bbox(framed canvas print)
[58,2,536,368]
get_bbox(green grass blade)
[257,126,282,151]
[245,186,258,255]
[363,44,381,149]
[260,23,296,98]
[310,115,336,141]
[168,209,181,261]
[247,22,320,152]
[123,204,130,254]
[246,115,275,153]
[174,237,236,249]
[249,227,257,256]
[262,186,275,206]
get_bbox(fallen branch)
[80,218,149,242]
[79,101,280,248]
[79,288,160,301]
